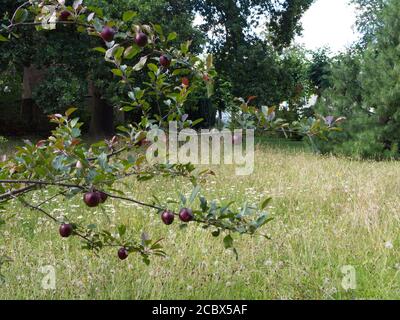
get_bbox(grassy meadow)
[0,139,399,299]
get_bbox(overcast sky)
[296,0,359,52]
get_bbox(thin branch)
[104,192,163,211]
[12,194,58,223]
[87,147,128,162]
[102,191,263,237]
[12,194,98,245]
[36,191,67,208]
[0,180,85,189]
[5,20,93,32]
[0,185,36,201]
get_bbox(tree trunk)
[21,65,45,132]
[89,81,114,138]
[115,106,125,127]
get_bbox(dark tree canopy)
[190,0,314,107]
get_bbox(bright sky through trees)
[193,0,359,53]
[296,0,359,52]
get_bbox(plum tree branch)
[0,180,85,189]
[36,191,67,208]
[5,21,93,32]
[12,193,100,245]
[11,191,148,253]
[11,194,58,223]
[0,179,262,237]
[86,147,128,162]
[102,190,266,237]
[0,185,36,201]
[104,192,164,211]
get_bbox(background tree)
[351,0,386,46]
[360,0,400,156]
[308,48,332,98]
[315,0,400,159]
[191,0,314,107]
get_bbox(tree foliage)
[190,0,314,112]
[351,0,386,46]
[316,0,400,159]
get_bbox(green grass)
[0,140,400,300]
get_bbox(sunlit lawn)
[0,139,399,299]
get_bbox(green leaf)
[123,10,137,22]
[111,69,123,77]
[256,214,273,228]
[121,106,134,112]
[113,47,125,61]
[180,40,191,54]
[167,32,177,42]
[118,224,126,237]
[260,197,272,210]
[14,8,28,23]
[233,248,239,261]
[132,56,148,71]
[88,6,104,18]
[191,118,204,127]
[71,128,81,138]
[70,118,79,128]
[93,47,106,53]
[99,153,109,169]
[206,81,214,98]
[223,235,233,249]
[0,34,8,42]
[179,193,187,205]
[142,254,150,266]
[65,107,78,117]
[91,141,107,148]
[189,185,201,204]
[124,45,140,60]
[172,68,190,76]
[153,24,163,36]
[137,174,154,181]
[147,63,158,73]
[117,126,130,133]
[199,196,208,212]
[179,224,188,230]
[52,155,67,171]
